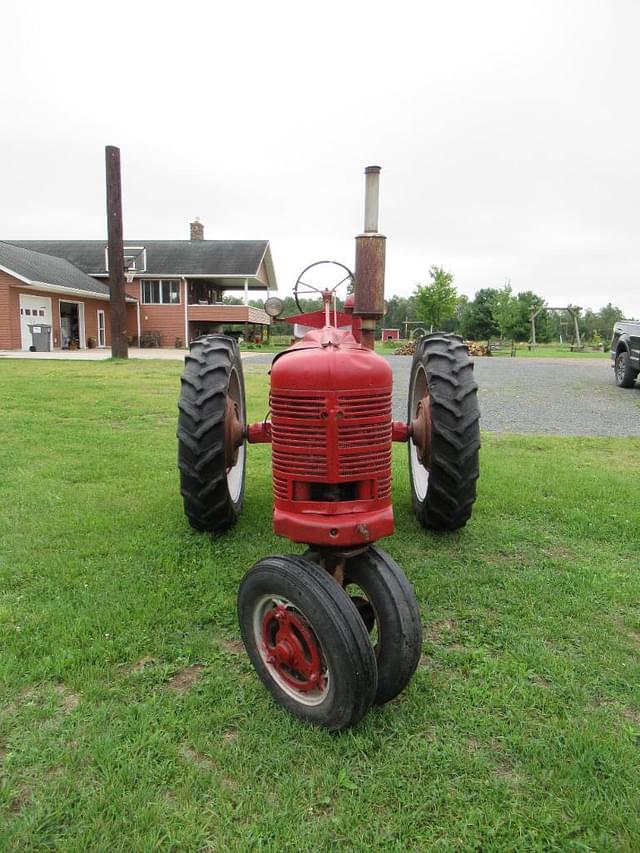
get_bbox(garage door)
[19,294,53,350]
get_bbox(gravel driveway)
[244,352,640,437]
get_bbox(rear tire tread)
[177,335,246,532]
[409,333,480,530]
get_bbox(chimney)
[190,217,204,241]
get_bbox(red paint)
[269,327,394,547]
[246,421,272,444]
[261,604,325,692]
[281,309,353,329]
[391,421,410,443]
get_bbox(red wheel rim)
[261,603,326,694]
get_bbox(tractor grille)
[270,389,392,499]
[270,393,325,419]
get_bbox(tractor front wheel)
[238,555,377,730]
[177,335,246,532]
[408,333,480,530]
[343,546,422,705]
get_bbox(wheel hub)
[410,393,432,468]
[224,395,244,469]
[261,604,325,693]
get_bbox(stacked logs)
[393,339,490,357]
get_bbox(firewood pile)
[394,340,417,355]
[465,341,491,356]
[393,339,491,357]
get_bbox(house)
[1,220,277,350]
[0,241,120,351]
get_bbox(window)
[141,280,181,305]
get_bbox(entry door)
[19,294,53,350]
[97,309,106,347]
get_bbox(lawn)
[1,358,639,851]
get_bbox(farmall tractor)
[177,167,480,730]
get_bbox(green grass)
[1,359,639,851]
[490,343,609,359]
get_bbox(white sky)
[2,0,639,317]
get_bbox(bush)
[140,331,162,348]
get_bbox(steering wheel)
[293,260,355,313]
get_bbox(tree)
[598,303,625,341]
[459,288,500,342]
[492,285,521,342]
[413,266,459,331]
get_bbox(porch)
[187,303,271,342]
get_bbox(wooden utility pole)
[105,146,128,358]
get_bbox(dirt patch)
[181,745,217,772]
[165,664,205,692]
[592,696,640,725]
[53,684,80,714]
[542,545,576,561]
[424,619,458,642]
[220,639,244,656]
[494,760,523,787]
[4,684,79,716]
[3,687,37,715]
[629,631,640,650]
[120,656,157,675]
[9,784,30,814]
[419,654,434,669]
[222,729,238,744]
[612,618,640,650]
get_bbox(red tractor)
[177,167,480,730]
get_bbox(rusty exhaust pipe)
[354,166,386,350]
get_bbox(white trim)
[258,243,278,292]
[183,277,188,347]
[0,263,32,284]
[59,299,86,350]
[19,293,52,350]
[244,278,249,306]
[97,309,106,347]
[92,273,266,281]
[136,300,141,346]
[140,279,181,305]
[28,280,111,300]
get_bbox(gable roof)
[7,240,272,280]
[0,241,111,297]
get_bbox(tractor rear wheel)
[238,555,377,730]
[177,335,246,532]
[408,333,480,530]
[343,546,422,705]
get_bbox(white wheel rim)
[252,594,330,707]
[226,367,245,503]
[409,364,430,501]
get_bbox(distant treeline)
[226,285,628,345]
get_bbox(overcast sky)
[2,0,639,317]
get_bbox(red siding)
[0,270,13,349]
[133,279,186,346]
[1,272,114,349]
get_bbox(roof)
[0,241,111,297]
[7,240,272,279]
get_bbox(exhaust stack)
[354,165,386,349]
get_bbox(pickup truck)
[611,321,640,387]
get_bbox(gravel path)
[243,353,640,436]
